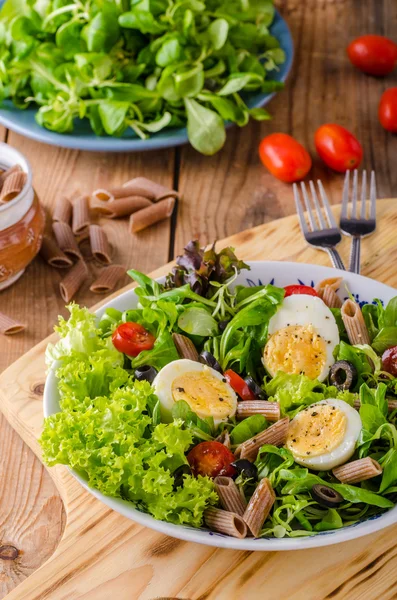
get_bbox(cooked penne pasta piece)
[91,196,152,218]
[332,457,382,484]
[39,235,73,268]
[0,170,27,202]
[59,260,89,302]
[89,224,112,265]
[341,299,371,345]
[129,197,175,233]
[236,417,289,461]
[243,477,275,537]
[53,195,73,224]
[203,507,247,539]
[319,285,342,309]
[72,194,90,234]
[236,401,280,422]
[122,176,178,202]
[354,397,397,413]
[214,476,247,516]
[0,164,22,190]
[215,430,231,450]
[0,311,26,335]
[172,333,199,361]
[90,264,125,294]
[315,277,343,293]
[52,222,81,260]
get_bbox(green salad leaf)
[230,414,267,445]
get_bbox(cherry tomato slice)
[258,133,312,183]
[187,441,236,478]
[347,35,397,76]
[314,124,363,173]
[112,322,155,357]
[284,285,319,298]
[379,88,397,133]
[224,369,256,401]
[381,346,397,376]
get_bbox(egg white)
[285,399,362,470]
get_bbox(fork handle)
[326,248,346,271]
[349,236,361,274]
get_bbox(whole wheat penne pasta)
[214,476,247,516]
[52,222,81,260]
[53,195,73,224]
[203,507,247,539]
[0,311,26,335]
[236,417,289,461]
[122,176,178,201]
[89,224,112,265]
[39,235,73,268]
[93,196,153,218]
[129,197,175,233]
[72,194,90,234]
[354,397,397,413]
[315,277,343,293]
[78,236,94,262]
[172,333,199,361]
[319,284,342,309]
[236,401,280,423]
[0,170,27,202]
[90,265,125,294]
[59,260,89,302]
[0,164,22,190]
[243,478,275,538]
[332,457,382,484]
[341,299,371,345]
[215,430,231,449]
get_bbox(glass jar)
[0,143,44,291]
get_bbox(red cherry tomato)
[224,369,256,400]
[381,346,397,376]
[347,35,397,76]
[187,441,236,478]
[258,133,312,183]
[379,88,397,133]
[284,285,319,298]
[314,124,363,172]
[112,322,155,357]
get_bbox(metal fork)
[293,180,346,270]
[340,170,376,274]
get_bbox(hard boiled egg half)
[152,359,237,425]
[285,399,362,470]
[263,294,339,382]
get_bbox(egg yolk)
[263,324,327,379]
[286,404,347,458]
[171,371,235,420]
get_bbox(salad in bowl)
[42,241,397,550]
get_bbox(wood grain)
[0,199,397,600]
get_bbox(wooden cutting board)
[1,198,397,600]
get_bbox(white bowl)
[43,261,397,550]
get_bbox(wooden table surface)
[0,0,396,597]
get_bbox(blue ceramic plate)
[0,9,293,152]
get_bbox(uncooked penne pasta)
[315,277,343,293]
[354,397,397,413]
[236,401,280,423]
[89,224,112,265]
[332,457,382,484]
[91,196,152,218]
[39,235,73,268]
[172,333,199,361]
[89,264,125,294]
[52,222,81,260]
[214,476,246,516]
[341,299,371,345]
[0,311,26,335]
[236,417,289,461]
[0,164,22,190]
[122,177,179,202]
[319,284,342,309]
[59,260,89,302]
[78,235,93,262]
[53,195,73,224]
[243,478,275,538]
[129,197,175,233]
[72,195,90,234]
[203,507,247,539]
[0,170,27,202]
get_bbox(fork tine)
[370,171,376,220]
[360,170,367,219]
[309,181,327,229]
[293,183,309,234]
[317,180,338,228]
[341,171,349,219]
[351,170,358,218]
[300,182,318,230]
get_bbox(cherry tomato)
[258,133,312,183]
[381,346,397,376]
[314,124,363,172]
[347,35,397,76]
[379,88,397,133]
[284,285,319,298]
[224,369,256,400]
[187,441,236,478]
[112,322,155,357]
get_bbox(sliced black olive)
[244,376,266,399]
[218,319,230,332]
[173,464,191,489]
[230,459,258,481]
[134,365,158,384]
[311,484,343,508]
[329,360,357,391]
[199,351,223,374]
